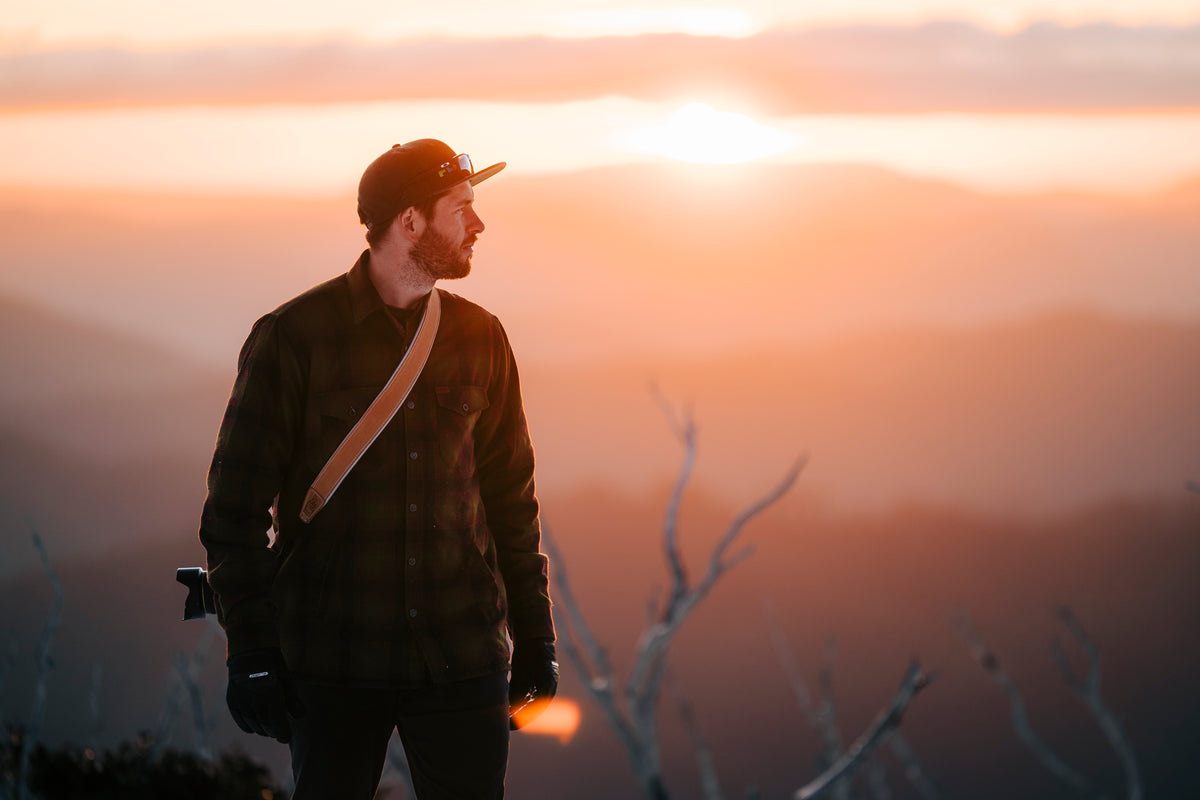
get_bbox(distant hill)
[1,163,1198,368]
[0,297,225,576]
[523,310,1200,514]
[2,294,1199,799]
[2,489,1198,800]
[2,296,1197,582]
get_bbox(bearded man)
[198,139,557,799]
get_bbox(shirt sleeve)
[198,313,305,656]
[474,316,555,643]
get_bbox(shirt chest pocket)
[433,385,490,477]
[305,385,388,474]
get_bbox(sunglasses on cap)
[405,153,476,200]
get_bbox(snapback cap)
[357,139,505,229]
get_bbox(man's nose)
[467,208,485,234]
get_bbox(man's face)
[411,181,485,281]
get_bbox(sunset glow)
[547,7,761,38]
[7,1,1198,46]
[4,2,1200,798]
[623,102,795,165]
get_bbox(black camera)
[176,567,217,620]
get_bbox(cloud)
[3,22,1199,112]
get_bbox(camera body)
[176,567,217,620]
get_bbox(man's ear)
[399,207,424,242]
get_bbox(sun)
[624,102,795,165]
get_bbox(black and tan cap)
[356,139,505,230]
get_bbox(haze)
[2,2,1199,798]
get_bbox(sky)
[2,0,1200,195]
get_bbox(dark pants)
[288,672,510,800]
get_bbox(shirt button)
[407,400,415,409]
[409,451,419,460]
[408,557,417,566]
[408,503,417,513]
[408,608,418,618]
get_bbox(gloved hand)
[509,637,558,730]
[226,647,305,743]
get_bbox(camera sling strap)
[299,288,442,523]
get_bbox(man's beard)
[411,226,473,281]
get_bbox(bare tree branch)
[762,598,818,729]
[885,733,946,800]
[650,383,697,621]
[794,661,935,800]
[952,610,1090,793]
[665,667,725,800]
[1050,606,1143,800]
[627,453,806,709]
[544,391,804,800]
[88,661,104,748]
[155,616,220,758]
[816,637,850,800]
[864,762,892,800]
[22,520,64,800]
[543,526,651,791]
[767,605,941,800]
[0,631,17,732]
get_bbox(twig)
[665,667,725,800]
[0,631,17,728]
[543,527,648,788]
[545,391,805,800]
[864,761,892,800]
[794,661,935,800]
[155,616,219,758]
[627,451,806,713]
[22,521,64,800]
[762,598,818,728]
[952,610,1090,793]
[1050,606,1142,800]
[816,637,849,800]
[767,607,943,800]
[88,662,104,748]
[885,733,946,800]
[650,382,696,619]
[763,609,850,796]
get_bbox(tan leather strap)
[299,289,442,523]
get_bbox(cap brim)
[468,161,506,186]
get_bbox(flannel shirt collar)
[348,249,434,326]
[348,250,387,326]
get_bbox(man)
[198,139,557,800]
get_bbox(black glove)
[226,647,305,743]
[509,637,558,730]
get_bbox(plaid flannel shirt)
[199,251,553,686]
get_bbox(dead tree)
[14,522,64,800]
[1049,606,1142,800]
[154,617,223,760]
[764,605,944,800]
[544,396,933,799]
[955,607,1142,800]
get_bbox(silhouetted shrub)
[3,726,288,800]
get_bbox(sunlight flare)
[513,698,582,744]
[623,102,796,164]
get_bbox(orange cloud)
[2,23,1199,112]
